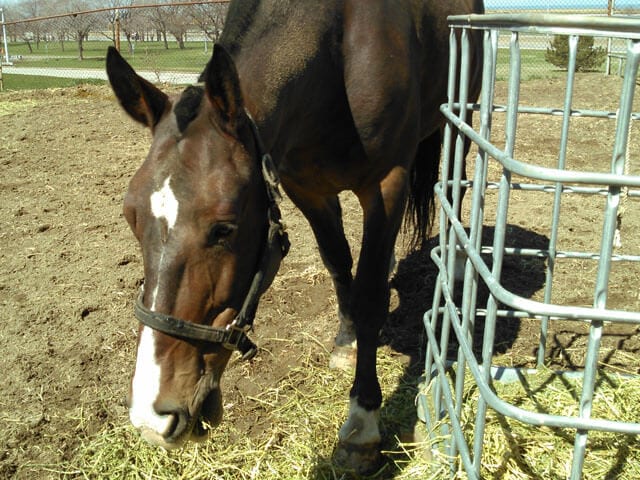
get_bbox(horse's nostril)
[161,410,189,442]
[162,413,179,438]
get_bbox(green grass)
[8,39,211,72]
[495,47,607,81]
[496,47,562,80]
[8,39,580,78]
[1,74,106,90]
[6,39,608,87]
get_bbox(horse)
[106,0,483,473]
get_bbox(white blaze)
[150,176,179,231]
[149,175,179,309]
[129,176,180,436]
[129,326,172,435]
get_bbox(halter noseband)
[133,113,289,361]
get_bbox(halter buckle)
[223,322,257,360]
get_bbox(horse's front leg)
[335,168,408,474]
[281,184,357,369]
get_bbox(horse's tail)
[404,130,441,250]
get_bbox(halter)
[133,112,290,361]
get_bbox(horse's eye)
[206,222,237,247]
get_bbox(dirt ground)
[0,73,638,478]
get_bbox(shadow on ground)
[373,224,547,478]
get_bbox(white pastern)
[338,397,381,445]
[150,176,179,231]
[129,326,172,436]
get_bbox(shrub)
[545,35,606,72]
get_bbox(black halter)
[133,113,289,361]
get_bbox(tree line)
[1,1,229,60]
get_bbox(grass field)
[4,39,589,85]
[1,74,105,91]
[7,39,212,72]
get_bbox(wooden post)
[115,9,121,52]
[605,0,615,75]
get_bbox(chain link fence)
[0,0,639,89]
[485,0,640,79]
[1,1,229,87]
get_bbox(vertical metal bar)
[423,306,480,480]
[452,26,499,473]
[465,28,499,352]
[472,29,522,474]
[422,282,444,441]
[570,38,640,480]
[430,26,461,462]
[450,26,473,469]
[537,34,579,367]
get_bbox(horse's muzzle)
[133,385,223,449]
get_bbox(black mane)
[218,0,262,56]
[174,85,205,133]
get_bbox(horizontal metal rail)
[451,102,640,122]
[452,179,640,197]
[433,185,640,325]
[441,105,640,189]
[448,13,640,39]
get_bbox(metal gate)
[419,14,640,480]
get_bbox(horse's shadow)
[375,224,548,478]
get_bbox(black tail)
[404,130,441,251]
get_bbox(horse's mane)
[219,0,301,55]
[174,86,205,133]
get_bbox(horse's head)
[106,45,287,449]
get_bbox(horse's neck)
[221,0,339,153]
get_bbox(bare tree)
[189,2,228,42]
[11,0,42,52]
[146,6,169,49]
[165,5,189,49]
[145,1,194,50]
[63,0,99,60]
[100,0,138,53]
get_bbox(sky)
[486,0,639,9]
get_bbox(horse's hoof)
[329,344,357,370]
[334,440,386,476]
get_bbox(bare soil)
[0,73,638,478]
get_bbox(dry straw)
[53,346,639,479]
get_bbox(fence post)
[115,9,121,52]
[606,0,616,75]
[1,7,9,65]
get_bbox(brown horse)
[106,0,483,473]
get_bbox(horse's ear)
[203,44,244,132]
[106,46,168,129]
